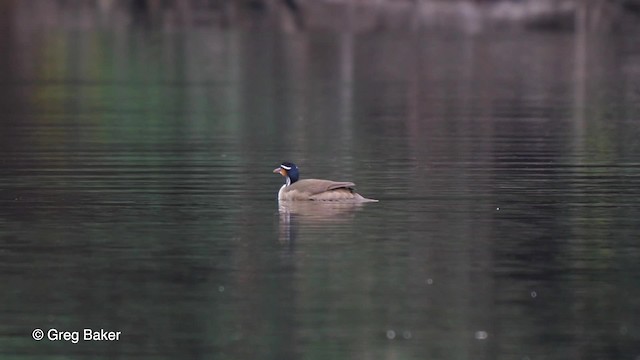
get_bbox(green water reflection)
[1,25,640,360]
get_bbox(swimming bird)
[273,162,378,202]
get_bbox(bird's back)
[281,179,376,202]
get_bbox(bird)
[273,162,378,202]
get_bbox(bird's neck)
[285,176,291,186]
[287,170,299,184]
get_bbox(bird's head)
[273,162,299,185]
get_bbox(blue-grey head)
[273,162,299,185]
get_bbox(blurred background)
[1,1,640,359]
[3,0,640,31]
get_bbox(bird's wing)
[290,179,355,196]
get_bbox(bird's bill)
[273,167,287,176]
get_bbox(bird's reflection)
[277,201,365,243]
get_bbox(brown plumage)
[273,162,377,202]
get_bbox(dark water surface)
[1,27,640,359]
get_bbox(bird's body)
[274,162,377,202]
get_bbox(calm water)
[1,25,640,359]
